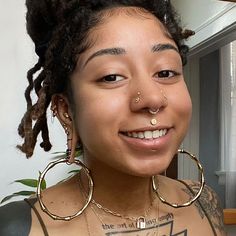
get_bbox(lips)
[123,129,168,139]
[119,127,171,151]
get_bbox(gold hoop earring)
[152,149,205,208]
[37,158,94,221]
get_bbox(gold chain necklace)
[90,196,155,229]
[90,194,160,235]
[78,175,155,229]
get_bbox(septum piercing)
[149,108,159,126]
[148,108,160,115]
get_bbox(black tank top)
[0,197,49,236]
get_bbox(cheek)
[170,84,192,122]
[73,89,128,138]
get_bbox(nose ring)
[135,92,141,103]
[148,108,159,115]
[149,108,159,126]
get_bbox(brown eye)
[157,70,179,79]
[101,74,125,82]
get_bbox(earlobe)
[68,128,79,163]
[51,94,79,162]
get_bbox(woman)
[0,0,226,235]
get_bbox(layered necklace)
[90,194,156,229]
[78,174,160,232]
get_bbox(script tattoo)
[100,213,188,236]
[182,181,225,233]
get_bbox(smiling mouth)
[121,129,168,139]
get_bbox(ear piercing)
[51,105,57,117]
[50,101,71,120]
[64,112,70,119]
[62,123,69,135]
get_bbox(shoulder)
[181,180,226,235]
[0,199,35,236]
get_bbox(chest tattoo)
[99,213,188,236]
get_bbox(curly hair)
[18,0,193,158]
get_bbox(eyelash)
[99,74,125,83]
[98,69,181,83]
[155,70,181,79]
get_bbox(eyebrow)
[84,47,126,67]
[151,43,179,53]
[83,43,179,68]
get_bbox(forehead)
[86,7,174,49]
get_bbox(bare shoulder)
[181,180,226,236]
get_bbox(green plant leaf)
[14,179,38,188]
[51,154,66,160]
[14,178,46,190]
[75,149,82,157]
[41,179,47,190]
[1,191,35,204]
[51,151,66,154]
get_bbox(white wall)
[172,0,236,48]
[0,0,67,204]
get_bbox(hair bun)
[25,0,82,60]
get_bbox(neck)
[80,157,154,217]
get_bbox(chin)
[125,161,169,178]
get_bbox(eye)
[100,74,125,83]
[156,70,180,79]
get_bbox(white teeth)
[126,129,167,139]
[144,131,152,139]
[138,132,144,138]
[153,130,160,138]
[160,130,163,136]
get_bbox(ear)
[51,94,79,163]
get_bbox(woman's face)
[70,8,192,176]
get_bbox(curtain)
[220,40,236,208]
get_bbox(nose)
[130,77,168,113]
